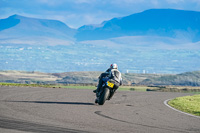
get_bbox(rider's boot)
[93,83,100,93]
[93,89,97,93]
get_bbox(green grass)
[58,85,153,91]
[168,95,200,116]
[0,82,55,88]
[118,86,157,91]
[0,82,149,91]
[56,85,96,90]
[1,82,199,93]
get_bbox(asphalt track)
[0,86,200,133]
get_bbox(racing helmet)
[110,63,118,69]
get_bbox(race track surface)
[0,86,200,133]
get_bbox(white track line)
[164,99,200,119]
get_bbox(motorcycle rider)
[93,63,122,96]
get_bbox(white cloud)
[191,0,200,5]
[111,0,145,4]
[36,0,65,6]
[73,0,96,4]
[166,0,184,4]
[150,0,160,6]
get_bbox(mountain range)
[0,14,76,45]
[1,9,200,46]
[76,9,200,42]
[1,9,200,73]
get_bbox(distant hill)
[54,71,101,84]
[140,71,200,86]
[76,9,200,42]
[0,14,76,45]
[0,71,60,84]
[1,70,200,86]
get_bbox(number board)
[107,81,114,88]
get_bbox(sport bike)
[95,78,117,105]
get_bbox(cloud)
[111,0,145,4]
[166,0,184,4]
[36,0,66,6]
[73,0,96,4]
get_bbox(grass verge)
[0,82,55,88]
[0,82,148,91]
[1,82,200,93]
[168,95,200,116]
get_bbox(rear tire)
[98,87,109,105]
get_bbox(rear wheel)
[98,87,109,105]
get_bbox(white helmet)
[110,63,118,69]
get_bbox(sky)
[1,0,200,28]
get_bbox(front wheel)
[98,87,109,105]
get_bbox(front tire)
[98,87,109,105]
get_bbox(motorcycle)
[95,78,117,105]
